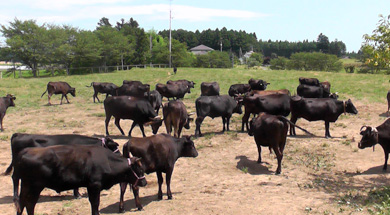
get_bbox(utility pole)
[220,39,222,52]
[169,0,172,68]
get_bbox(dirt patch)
[0,98,389,215]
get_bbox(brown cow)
[163,100,193,138]
[0,94,16,131]
[41,81,76,105]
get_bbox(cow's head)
[258,80,270,90]
[329,92,339,100]
[188,81,195,88]
[144,116,163,134]
[184,113,195,129]
[128,157,147,187]
[345,99,358,115]
[233,96,244,114]
[358,126,378,149]
[69,88,76,97]
[103,137,121,154]
[6,94,16,107]
[180,135,198,158]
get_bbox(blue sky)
[1,0,389,52]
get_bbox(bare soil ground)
[0,96,389,215]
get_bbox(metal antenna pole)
[169,0,172,68]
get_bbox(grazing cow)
[248,78,270,90]
[297,84,330,98]
[148,90,162,115]
[166,79,195,93]
[12,145,146,215]
[299,77,320,86]
[41,81,76,105]
[290,96,358,138]
[116,82,150,98]
[87,82,118,103]
[228,84,252,97]
[387,90,390,116]
[104,96,163,137]
[0,94,16,131]
[155,83,189,100]
[242,94,291,132]
[173,66,177,74]
[120,134,198,211]
[3,133,120,198]
[163,100,193,138]
[195,95,243,137]
[200,82,220,96]
[248,113,312,174]
[359,118,390,170]
[245,89,291,97]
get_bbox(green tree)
[317,33,330,53]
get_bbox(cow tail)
[86,82,93,87]
[122,141,131,158]
[41,89,48,98]
[3,133,19,175]
[278,116,314,136]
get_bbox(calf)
[155,83,189,100]
[195,95,243,136]
[359,119,390,170]
[0,94,16,131]
[87,82,118,103]
[228,84,251,97]
[41,81,76,105]
[242,94,291,132]
[13,145,146,215]
[290,96,358,138]
[200,82,220,96]
[163,100,193,138]
[104,96,163,137]
[3,133,120,198]
[248,113,312,174]
[299,77,320,86]
[120,134,198,211]
[248,78,270,90]
[297,84,330,98]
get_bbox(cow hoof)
[137,206,143,211]
[257,160,262,164]
[275,171,281,175]
[119,208,125,213]
[158,195,163,200]
[168,196,172,200]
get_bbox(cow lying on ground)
[3,133,120,198]
[156,83,190,100]
[290,96,358,138]
[359,118,390,171]
[12,145,146,215]
[41,81,76,105]
[87,82,118,103]
[195,95,243,136]
[242,94,291,132]
[104,96,163,137]
[200,82,220,96]
[120,134,198,211]
[228,84,251,97]
[0,94,16,131]
[248,78,269,90]
[163,100,193,138]
[248,113,313,174]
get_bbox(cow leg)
[132,184,143,210]
[384,152,389,171]
[119,182,127,213]
[157,171,164,200]
[165,120,172,136]
[60,94,64,105]
[177,125,183,138]
[139,124,146,137]
[256,143,262,163]
[20,183,43,215]
[289,115,298,136]
[87,187,101,215]
[64,94,70,103]
[195,117,204,137]
[48,93,52,105]
[166,168,174,200]
[0,113,4,131]
[105,115,112,136]
[242,112,250,132]
[222,117,226,132]
[226,116,231,131]
[128,122,137,137]
[12,175,21,214]
[273,146,283,175]
[73,189,81,199]
[325,121,331,138]
[114,118,125,135]
[174,119,180,138]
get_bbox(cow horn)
[360,125,368,131]
[149,116,161,121]
[188,112,195,116]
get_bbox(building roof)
[190,44,214,51]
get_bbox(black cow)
[320,81,331,94]
[0,94,16,131]
[41,81,76,105]
[148,90,162,115]
[104,96,163,137]
[166,79,195,93]
[297,84,330,98]
[116,82,150,97]
[123,80,143,85]
[290,96,358,138]
[87,82,118,103]
[242,94,291,132]
[12,145,146,215]
[248,78,270,90]
[387,90,390,116]
[299,77,320,86]
[200,82,220,96]
[155,83,189,100]
[195,95,243,137]
[163,100,193,138]
[359,118,390,170]
[248,113,312,174]
[120,134,198,211]
[3,133,120,198]
[228,84,251,97]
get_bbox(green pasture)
[0,67,388,112]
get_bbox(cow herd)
[1,75,389,215]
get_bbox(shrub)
[287,52,343,72]
[270,57,289,70]
[195,51,232,68]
